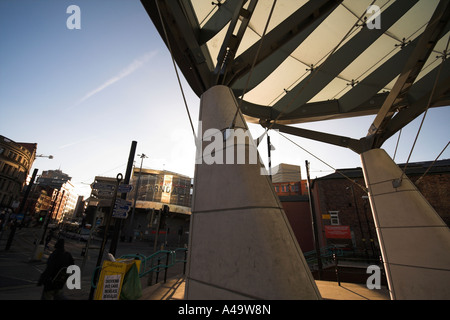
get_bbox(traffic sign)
[117,184,134,194]
[92,183,116,192]
[115,198,132,208]
[112,199,132,219]
[97,190,114,197]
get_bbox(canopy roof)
[141,0,449,152]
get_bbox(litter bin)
[94,259,141,300]
[31,244,44,261]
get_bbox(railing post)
[183,249,187,275]
[333,253,340,286]
[147,258,154,286]
[379,255,386,285]
[164,251,170,283]
[155,257,161,283]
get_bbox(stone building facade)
[0,135,36,210]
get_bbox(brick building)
[272,164,315,253]
[311,159,450,257]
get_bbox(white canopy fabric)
[141,0,449,150]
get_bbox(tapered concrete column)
[184,85,321,300]
[361,148,450,300]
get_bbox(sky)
[1,0,449,199]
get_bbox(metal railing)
[303,245,344,266]
[303,246,386,285]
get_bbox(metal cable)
[277,131,367,193]
[155,0,197,140]
[230,0,278,130]
[415,140,449,185]
[401,34,450,178]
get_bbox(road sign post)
[109,141,137,256]
[89,173,122,300]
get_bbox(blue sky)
[1,0,449,198]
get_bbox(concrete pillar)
[361,148,450,300]
[184,85,321,300]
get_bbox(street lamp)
[346,183,368,259]
[127,153,148,242]
[36,154,54,159]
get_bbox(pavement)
[0,225,390,301]
[139,274,390,300]
[0,225,184,300]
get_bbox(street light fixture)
[36,154,54,159]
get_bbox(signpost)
[109,141,137,256]
[89,173,122,300]
[112,198,132,219]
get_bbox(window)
[329,211,340,225]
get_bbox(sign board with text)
[94,260,141,300]
[118,184,133,194]
[112,199,132,219]
[325,225,352,239]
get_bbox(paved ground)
[0,225,185,300]
[139,275,390,300]
[0,225,389,301]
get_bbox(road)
[0,225,186,300]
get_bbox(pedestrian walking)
[38,239,74,300]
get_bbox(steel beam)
[242,92,389,124]
[367,0,450,137]
[272,0,418,114]
[141,0,214,96]
[199,0,247,45]
[260,121,369,154]
[225,0,342,88]
[214,0,258,85]
[375,73,450,147]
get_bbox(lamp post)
[362,195,378,258]
[127,153,148,242]
[347,183,368,259]
[305,160,323,279]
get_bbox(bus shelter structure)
[141,0,450,299]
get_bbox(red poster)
[325,226,351,239]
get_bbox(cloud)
[71,50,157,108]
[59,136,97,149]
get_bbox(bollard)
[31,244,45,261]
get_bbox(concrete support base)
[184,85,321,300]
[361,148,450,300]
